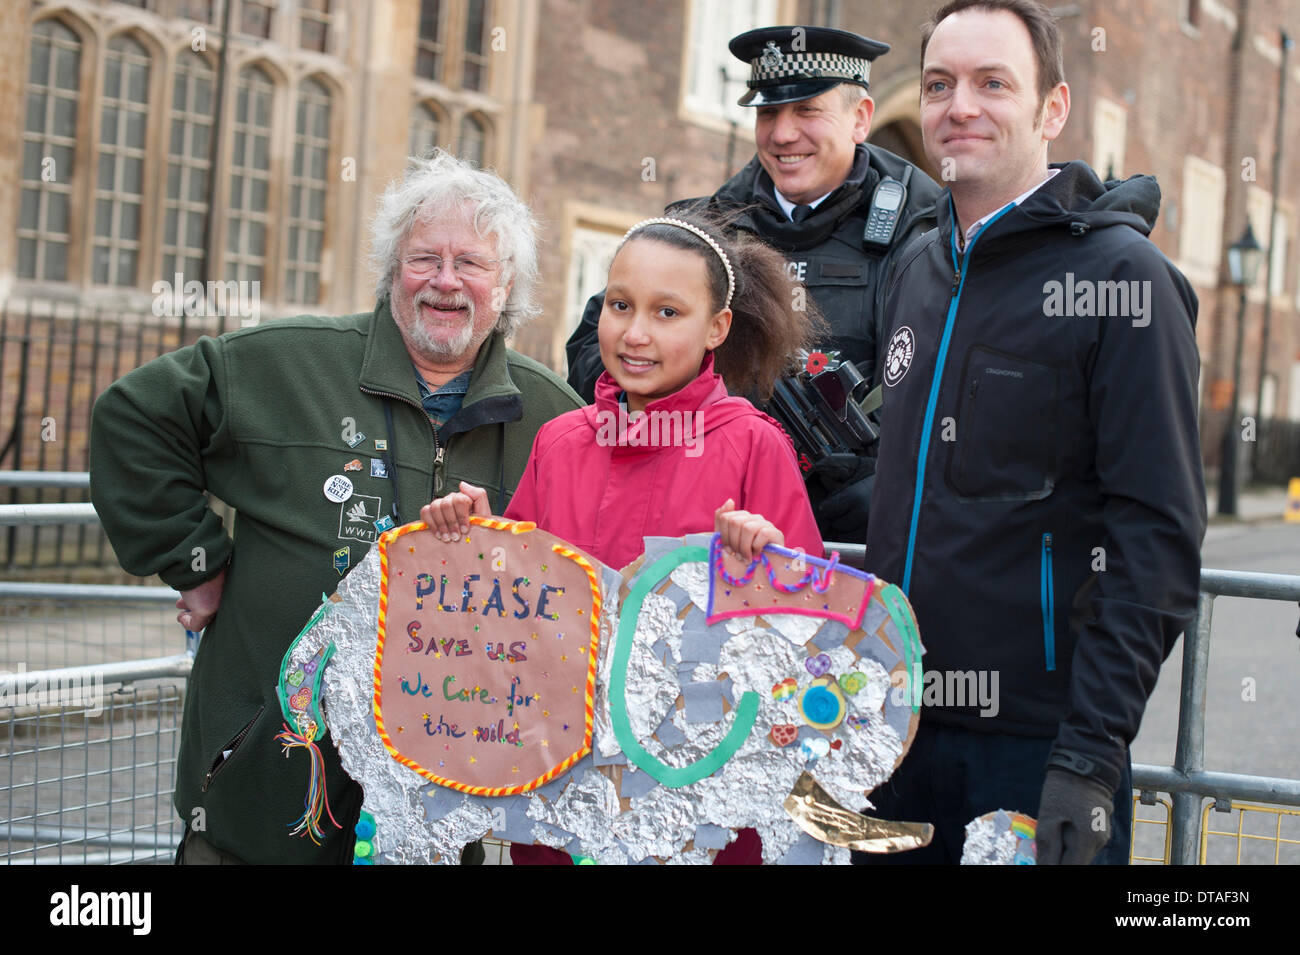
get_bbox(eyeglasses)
[402,253,501,279]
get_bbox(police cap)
[730,25,889,107]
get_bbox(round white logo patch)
[883,326,916,387]
[323,474,354,503]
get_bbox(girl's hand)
[714,498,785,563]
[421,482,493,540]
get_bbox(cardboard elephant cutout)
[277,518,930,864]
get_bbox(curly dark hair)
[618,214,827,399]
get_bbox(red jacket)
[505,356,823,570]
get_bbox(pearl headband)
[622,217,736,310]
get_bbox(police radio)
[863,166,911,250]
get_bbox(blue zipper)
[900,198,1016,596]
[1040,532,1056,671]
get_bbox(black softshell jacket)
[866,162,1206,792]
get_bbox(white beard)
[393,285,479,361]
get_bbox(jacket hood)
[941,160,1162,246]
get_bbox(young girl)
[422,214,826,863]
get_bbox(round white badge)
[323,474,354,503]
[883,326,916,387]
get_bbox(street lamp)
[1217,221,1264,516]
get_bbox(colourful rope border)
[373,517,602,796]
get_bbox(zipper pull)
[951,269,961,297]
[1044,533,1053,551]
[435,446,445,465]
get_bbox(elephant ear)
[372,518,603,797]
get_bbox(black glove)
[805,453,875,543]
[1035,768,1114,865]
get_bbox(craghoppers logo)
[883,326,916,387]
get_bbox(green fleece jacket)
[89,300,582,863]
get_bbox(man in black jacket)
[565,26,940,545]
[859,0,1205,865]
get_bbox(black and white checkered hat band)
[749,51,871,85]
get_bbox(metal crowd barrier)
[1132,569,1300,864]
[1,494,1298,864]
[0,578,188,864]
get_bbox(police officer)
[566,26,940,545]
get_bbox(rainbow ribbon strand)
[276,722,342,844]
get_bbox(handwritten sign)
[374,519,601,795]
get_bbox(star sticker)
[561,654,567,662]
[512,766,519,773]
[408,546,415,553]
[571,686,578,693]
[533,693,540,701]
[541,739,549,747]
[469,756,477,764]
[473,728,480,737]
[422,713,430,720]
[543,709,550,717]
[398,726,404,733]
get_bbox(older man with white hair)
[90,151,581,864]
